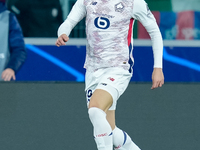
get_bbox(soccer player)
[56,0,164,150]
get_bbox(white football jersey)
[58,0,163,72]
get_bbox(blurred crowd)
[6,0,86,37]
[6,0,64,37]
[4,0,200,38]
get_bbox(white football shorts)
[85,67,132,110]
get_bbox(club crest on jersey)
[115,2,125,13]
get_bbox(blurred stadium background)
[4,0,200,82]
[0,0,200,150]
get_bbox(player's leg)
[106,110,116,130]
[106,110,141,150]
[89,89,113,112]
[88,89,113,150]
[86,67,133,150]
[112,127,141,150]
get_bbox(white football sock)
[113,127,140,150]
[88,107,113,150]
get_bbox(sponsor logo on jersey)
[115,2,125,13]
[92,12,115,18]
[94,17,110,29]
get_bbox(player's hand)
[151,68,164,89]
[1,68,16,81]
[55,34,69,47]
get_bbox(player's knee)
[88,107,96,120]
[88,101,99,109]
[88,107,106,122]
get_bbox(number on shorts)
[87,89,93,102]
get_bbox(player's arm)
[132,0,164,89]
[56,34,69,47]
[56,0,86,47]
[151,68,164,89]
